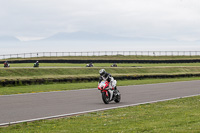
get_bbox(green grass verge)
[2,55,200,61]
[4,62,200,67]
[1,67,200,79]
[0,92,200,132]
[0,77,200,95]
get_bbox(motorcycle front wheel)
[102,92,110,104]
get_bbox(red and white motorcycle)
[98,80,121,104]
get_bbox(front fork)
[101,90,113,101]
[101,90,109,97]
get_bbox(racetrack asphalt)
[0,80,200,126]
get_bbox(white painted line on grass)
[0,93,199,126]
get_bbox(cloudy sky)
[0,0,200,53]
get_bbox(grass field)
[1,66,200,78]
[0,77,200,95]
[0,91,199,132]
[1,66,200,88]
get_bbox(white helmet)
[99,69,106,75]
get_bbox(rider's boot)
[114,86,118,96]
[114,86,117,90]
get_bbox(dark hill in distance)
[0,36,20,42]
[40,31,166,42]
[42,31,128,41]
[38,31,172,42]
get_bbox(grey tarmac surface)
[0,80,200,125]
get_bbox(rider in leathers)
[99,69,118,92]
[4,61,9,67]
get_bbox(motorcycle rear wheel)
[102,92,110,104]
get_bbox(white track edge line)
[0,93,199,126]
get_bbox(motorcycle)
[4,63,10,68]
[33,63,39,67]
[98,80,121,104]
[111,63,117,67]
[86,64,93,67]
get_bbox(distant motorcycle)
[86,64,93,67]
[4,63,10,68]
[98,80,121,104]
[111,63,117,67]
[33,63,39,67]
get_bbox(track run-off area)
[0,80,200,126]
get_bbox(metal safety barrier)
[0,51,200,59]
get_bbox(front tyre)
[102,92,110,104]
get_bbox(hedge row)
[1,73,200,87]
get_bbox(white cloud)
[0,0,200,41]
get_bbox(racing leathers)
[99,72,117,90]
